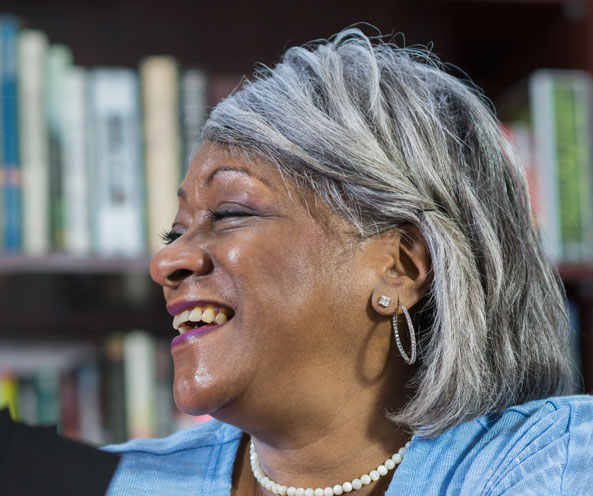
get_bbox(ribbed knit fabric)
[103,395,593,495]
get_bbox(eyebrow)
[177,165,275,201]
[206,165,274,188]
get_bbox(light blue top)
[103,395,593,495]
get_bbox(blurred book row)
[501,70,593,262]
[0,331,210,445]
[0,15,210,257]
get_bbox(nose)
[150,242,213,288]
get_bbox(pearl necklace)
[249,439,410,496]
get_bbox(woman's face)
[150,142,389,425]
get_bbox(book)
[1,16,22,252]
[62,66,92,255]
[45,44,74,252]
[88,68,145,256]
[18,29,51,255]
[123,330,156,439]
[140,56,182,253]
[180,68,208,172]
[101,333,127,444]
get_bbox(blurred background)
[1,0,593,445]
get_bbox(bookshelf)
[2,0,593,444]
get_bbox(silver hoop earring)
[392,305,417,365]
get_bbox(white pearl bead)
[266,480,275,491]
[351,479,362,490]
[279,486,287,496]
[385,459,396,470]
[262,477,270,485]
[272,484,281,494]
[405,441,411,448]
[295,489,305,496]
[398,447,406,457]
[370,470,380,481]
[314,489,324,496]
[360,474,371,485]
[304,489,314,496]
[333,485,344,495]
[323,487,334,496]
[377,465,388,476]
[392,453,403,464]
[287,487,296,496]
[342,482,353,492]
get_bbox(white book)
[45,44,73,252]
[181,68,208,171]
[18,29,50,255]
[123,330,156,439]
[140,56,181,253]
[63,66,91,255]
[89,68,145,256]
[529,71,561,262]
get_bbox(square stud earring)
[378,295,391,307]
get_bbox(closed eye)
[207,209,254,222]
[159,229,183,245]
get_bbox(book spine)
[141,56,181,253]
[529,71,561,261]
[77,359,104,445]
[35,369,60,426]
[62,66,91,255]
[571,76,593,260]
[45,44,74,252]
[552,73,593,261]
[1,16,22,252]
[0,370,19,419]
[123,330,156,439]
[180,68,207,171]
[101,333,127,444]
[18,29,50,255]
[89,68,145,256]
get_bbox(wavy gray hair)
[203,28,575,436]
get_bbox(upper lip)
[166,299,234,317]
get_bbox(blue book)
[1,16,22,252]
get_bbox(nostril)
[167,268,193,283]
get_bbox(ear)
[370,224,431,316]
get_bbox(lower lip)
[171,322,228,349]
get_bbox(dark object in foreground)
[0,409,120,496]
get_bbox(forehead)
[183,142,282,193]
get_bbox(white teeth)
[179,309,191,323]
[189,307,202,322]
[201,307,215,323]
[215,312,227,325]
[171,305,231,333]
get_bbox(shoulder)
[467,395,593,495]
[101,419,242,496]
[398,395,593,496]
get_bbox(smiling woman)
[102,28,593,496]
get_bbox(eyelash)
[159,210,253,245]
[159,229,183,246]
[206,209,253,222]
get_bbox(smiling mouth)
[172,305,234,335]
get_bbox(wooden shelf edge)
[0,254,153,274]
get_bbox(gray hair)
[203,28,575,436]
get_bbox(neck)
[225,353,414,496]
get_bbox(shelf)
[0,254,153,274]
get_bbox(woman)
[104,29,593,495]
